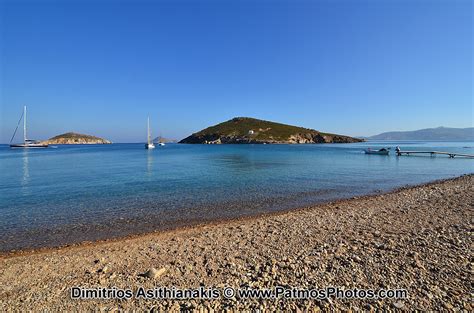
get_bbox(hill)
[179,117,362,144]
[41,132,112,144]
[369,127,474,141]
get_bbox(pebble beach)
[0,174,472,311]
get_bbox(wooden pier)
[396,151,474,158]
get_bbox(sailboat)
[10,106,48,148]
[145,117,155,149]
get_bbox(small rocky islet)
[41,132,111,145]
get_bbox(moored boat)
[10,106,48,148]
[145,117,155,149]
[365,148,389,155]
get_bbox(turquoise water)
[0,141,473,252]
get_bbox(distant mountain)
[179,117,363,144]
[42,132,112,144]
[369,127,474,140]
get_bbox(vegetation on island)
[179,117,362,144]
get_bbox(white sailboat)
[145,117,155,149]
[10,106,48,148]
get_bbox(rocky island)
[153,136,177,144]
[179,117,362,144]
[41,132,112,145]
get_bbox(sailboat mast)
[147,117,151,145]
[23,106,27,143]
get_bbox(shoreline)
[1,174,470,259]
[1,174,472,310]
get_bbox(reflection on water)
[21,149,30,193]
[146,150,153,175]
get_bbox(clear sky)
[1,0,472,143]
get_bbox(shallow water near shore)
[0,141,473,252]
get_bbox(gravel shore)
[1,175,472,311]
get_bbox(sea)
[0,141,473,252]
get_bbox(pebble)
[143,267,167,279]
[393,301,405,309]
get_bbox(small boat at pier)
[364,148,389,155]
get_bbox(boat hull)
[364,150,389,155]
[10,143,49,148]
[145,143,155,149]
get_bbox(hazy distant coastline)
[366,127,474,141]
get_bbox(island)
[153,136,177,144]
[41,132,112,145]
[179,117,362,144]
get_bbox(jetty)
[396,150,474,158]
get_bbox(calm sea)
[0,141,473,252]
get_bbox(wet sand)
[0,175,472,311]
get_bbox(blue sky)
[1,0,472,143]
